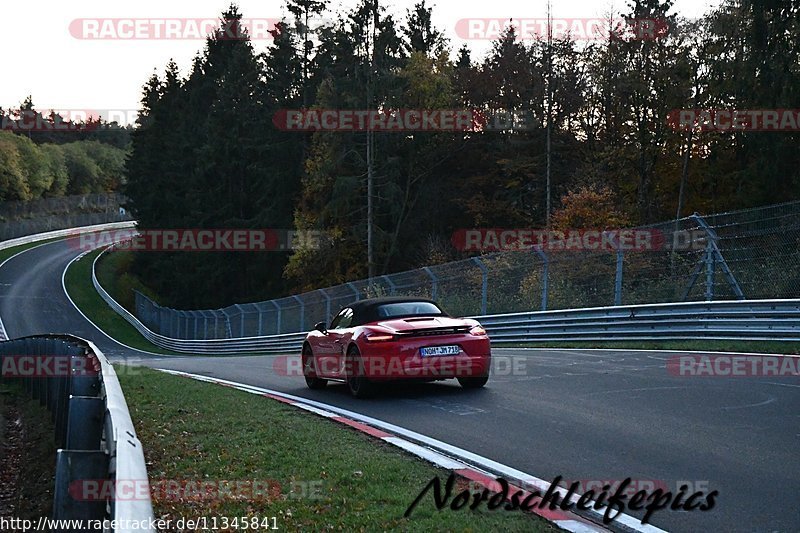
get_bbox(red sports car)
[301,297,491,398]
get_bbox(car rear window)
[375,302,443,318]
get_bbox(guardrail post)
[422,267,438,300]
[53,450,109,523]
[533,246,548,311]
[70,356,100,398]
[471,257,488,315]
[66,396,104,449]
[615,249,624,306]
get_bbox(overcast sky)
[4,0,720,124]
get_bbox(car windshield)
[375,302,443,319]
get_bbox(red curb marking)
[262,393,295,405]
[332,417,394,438]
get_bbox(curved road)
[1,239,798,532]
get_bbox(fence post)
[347,282,360,302]
[234,304,247,337]
[292,295,305,332]
[422,267,438,300]
[533,246,548,311]
[615,249,624,306]
[382,275,396,296]
[692,213,744,300]
[270,301,282,335]
[705,244,715,301]
[319,289,331,324]
[471,257,488,315]
[219,309,231,338]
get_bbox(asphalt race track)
[1,239,798,532]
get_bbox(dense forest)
[124,0,799,309]
[0,97,131,200]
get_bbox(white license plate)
[420,345,460,357]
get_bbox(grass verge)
[499,339,800,354]
[119,367,556,532]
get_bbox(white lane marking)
[760,382,800,389]
[583,386,689,396]
[0,238,72,341]
[720,396,778,411]
[60,248,173,358]
[156,369,667,533]
[0,222,135,341]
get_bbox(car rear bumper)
[358,336,491,380]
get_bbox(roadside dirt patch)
[0,384,56,520]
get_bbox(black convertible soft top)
[346,297,448,326]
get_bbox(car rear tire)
[346,346,374,399]
[302,344,327,390]
[457,375,489,389]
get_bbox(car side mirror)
[314,322,328,334]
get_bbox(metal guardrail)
[477,300,800,342]
[0,335,154,532]
[91,250,306,354]
[91,245,800,353]
[0,221,137,251]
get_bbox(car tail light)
[469,325,487,336]
[365,333,395,342]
